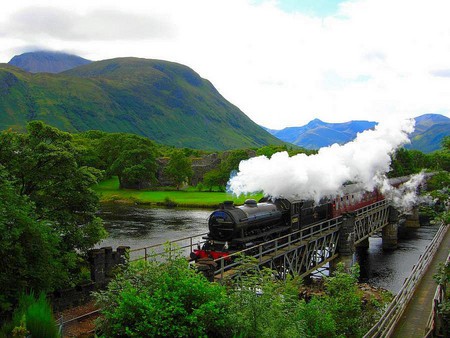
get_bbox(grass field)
[94,177,263,208]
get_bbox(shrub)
[94,248,230,337]
[225,256,306,337]
[0,292,59,338]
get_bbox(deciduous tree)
[0,121,105,254]
[164,149,193,189]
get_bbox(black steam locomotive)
[192,197,332,260]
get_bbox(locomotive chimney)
[244,199,257,207]
[223,201,234,209]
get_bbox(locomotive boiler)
[192,197,331,260]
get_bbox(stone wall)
[121,149,257,189]
[191,153,221,186]
[50,246,130,312]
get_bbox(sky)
[1,0,450,129]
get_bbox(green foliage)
[164,149,193,189]
[203,169,226,192]
[422,171,450,224]
[94,249,230,337]
[0,121,107,319]
[98,133,158,189]
[301,297,337,337]
[427,136,450,172]
[74,131,160,189]
[324,264,364,337]
[388,148,421,177]
[389,138,450,177]
[433,261,450,331]
[0,121,105,254]
[203,149,251,190]
[0,166,64,318]
[1,292,59,338]
[226,256,306,338]
[95,251,389,338]
[256,144,316,158]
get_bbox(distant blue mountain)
[265,114,449,153]
[266,119,377,149]
[8,51,91,73]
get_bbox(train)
[191,176,417,261]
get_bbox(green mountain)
[8,51,92,73]
[0,57,283,150]
[406,114,450,153]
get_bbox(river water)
[97,203,440,294]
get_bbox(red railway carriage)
[331,189,383,217]
[192,176,413,261]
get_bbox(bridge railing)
[363,222,448,338]
[213,217,342,280]
[425,251,449,337]
[354,199,388,217]
[129,232,208,262]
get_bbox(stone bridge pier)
[331,204,401,271]
[382,207,399,250]
[330,213,356,271]
[404,206,420,228]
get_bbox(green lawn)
[93,177,263,208]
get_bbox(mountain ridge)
[8,51,92,73]
[264,114,449,152]
[0,56,284,150]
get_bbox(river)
[97,203,440,294]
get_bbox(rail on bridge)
[213,217,341,281]
[354,200,391,244]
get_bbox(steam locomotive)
[192,185,385,261]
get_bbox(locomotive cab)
[197,198,292,256]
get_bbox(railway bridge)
[208,199,401,281]
[111,198,412,282]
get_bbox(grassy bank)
[93,177,262,208]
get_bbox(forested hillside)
[0,57,283,150]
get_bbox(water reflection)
[97,203,212,250]
[356,224,439,293]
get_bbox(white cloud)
[0,0,449,129]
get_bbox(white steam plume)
[228,119,415,202]
[378,172,431,213]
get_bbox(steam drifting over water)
[228,119,418,208]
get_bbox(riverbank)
[94,177,262,208]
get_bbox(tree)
[203,169,224,191]
[428,136,450,172]
[388,148,418,177]
[110,148,157,189]
[0,166,64,318]
[164,149,193,190]
[96,133,158,189]
[0,121,105,255]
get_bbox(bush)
[225,256,306,337]
[94,248,230,337]
[0,292,59,338]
